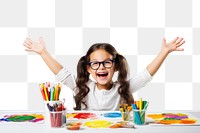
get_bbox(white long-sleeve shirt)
[56,68,152,110]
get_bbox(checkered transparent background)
[0,0,200,111]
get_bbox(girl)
[24,37,185,110]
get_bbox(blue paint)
[0,118,8,122]
[102,112,121,118]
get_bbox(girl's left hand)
[161,37,185,54]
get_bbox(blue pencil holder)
[133,109,146,125]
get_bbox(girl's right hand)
[23,37,46,55]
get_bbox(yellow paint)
[66,113,77,118]
[147,114,164,120]
[84,120,113,128]
[31,114,44,119]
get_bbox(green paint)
[163,118,177,120]
[7,115,36,122]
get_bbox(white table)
[0,111,200,133]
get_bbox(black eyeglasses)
[88,59,115,70]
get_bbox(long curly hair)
[74,43,134,110]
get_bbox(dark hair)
[74,43,134,110]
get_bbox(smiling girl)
[24,37,185,110]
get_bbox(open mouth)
[97,72,108,77]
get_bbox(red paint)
[73,113,96,119]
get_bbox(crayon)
[40,86,46,100]
[139,98,143,111]
[47,87,50,101]
[50,87,54,101]
[143,101,147,109]
[41,83,49,101]
[39,82,63,101]
[53,87,56,100]
[140,102,149,117]
[136,101,140,109]
[55,85,58,100]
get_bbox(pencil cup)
[44,100,66,126]
[121,111,130,122]
[49,110,65,128]
[133,109,146,125]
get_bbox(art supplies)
[109,121,135,129]
[66,112,97,119]
[39,82,62,101]
[147,113,197,125]
[45,100,65,112]
[66,112,136,129]
[119,104,132,122]
[0,114,44,123]
[40,82,66,127]
[84,120,114,128]
[50,110,65,127]
[66,122,82,130]
[44,100,66,127]
[101,112,121,118]
[132,98,149,125]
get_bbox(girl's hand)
[161,37,185,54]
[23,37,46,55]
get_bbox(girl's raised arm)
[23,37,63,75]
[146,37,185,76]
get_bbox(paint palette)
[146,113,198,125]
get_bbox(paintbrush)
[122,124,136,128]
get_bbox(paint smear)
[101,112,121,118]
[0,114,44,123]
[147,113,197,125]
[84,120,113,128]
[66,113,96,119]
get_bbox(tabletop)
[0,111,200,133]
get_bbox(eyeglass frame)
[88,59,115,70]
